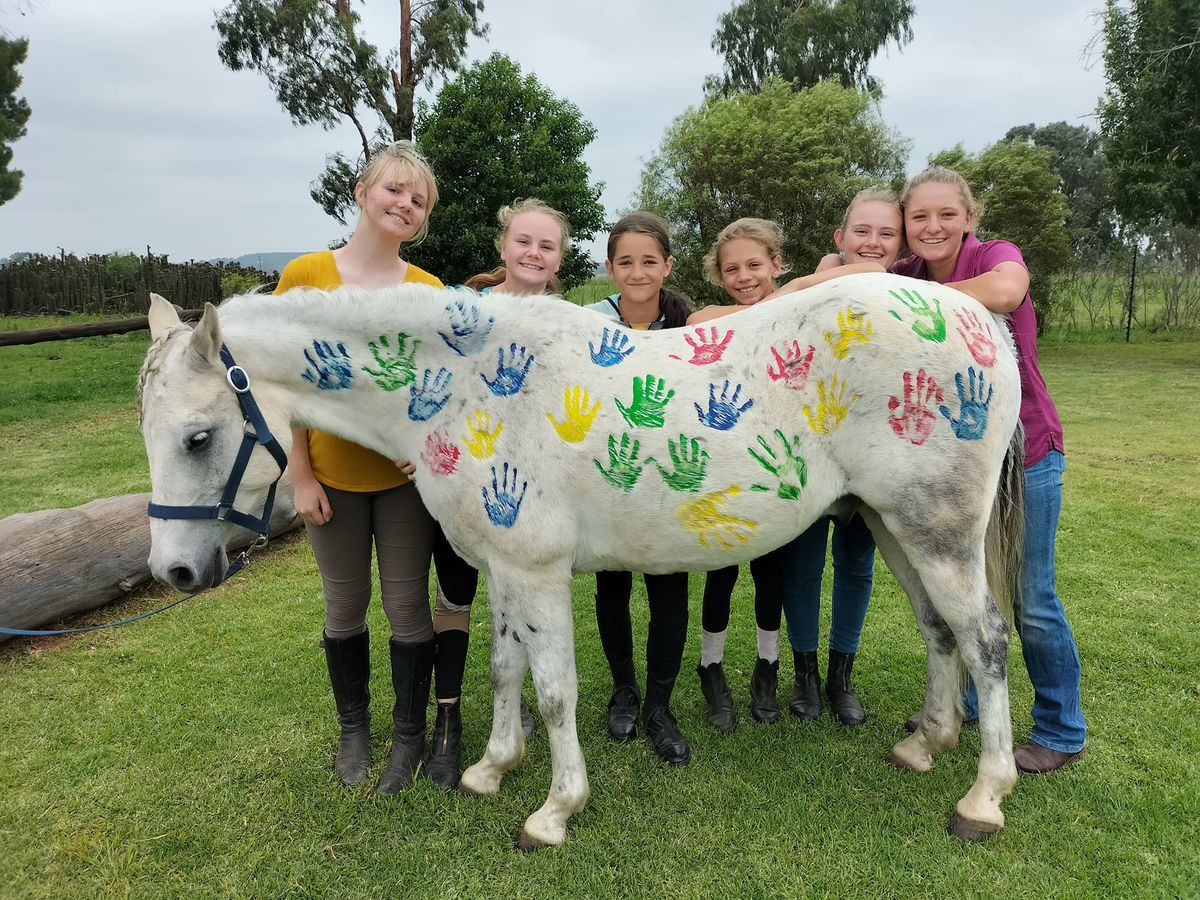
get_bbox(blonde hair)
[703,218,788,285]
[466,198,570,293]
[357,141,439,244]
[840,187,902,231]
[900,167,984,224]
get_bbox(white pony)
[141,272,1024,848]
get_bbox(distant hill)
[209,252,306,275]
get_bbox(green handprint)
[593,432,647,492]
[748,429,808,500]
[650,433,710,492]
[362,332,421,391]
[615,373,674,429]
[888,288,946,342]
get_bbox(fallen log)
[0,479,300,642]
[0,309,206,347]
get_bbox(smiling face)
[835,200,903,267]
[499,211,565,294]
[718,237,782,306]
[902,182,973,274]
[605,231,673,306]
[355,177,429,244]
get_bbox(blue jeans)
[781,514,875,654]
[964,451,1086,752]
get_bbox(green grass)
[1,327,1198,897]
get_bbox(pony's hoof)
[516,828,553,852]
[458,781,485,798]
[948,812,1002,842]
[886,749,929,772]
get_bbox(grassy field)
[1,315,1198,898]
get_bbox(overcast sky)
[0,0,1108,265]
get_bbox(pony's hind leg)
[860,509,964,770]
[459,576,528,798]
[885,518,1018,839]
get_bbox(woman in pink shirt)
[891,166,1086,774]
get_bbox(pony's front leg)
[459,591,528,798]
[492,565,589,850]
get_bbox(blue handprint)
[481,343,534,397]
[301,339,354,390]
[482,462,528,528]
[939,366,992,440]
[408,367,453,421]
[589,327,635,367]
[439,298,496,357]
[695,380,754,431]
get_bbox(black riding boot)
[643,672,690,766]
[697,662,738,733]
[322,630,372,786]
[789,649,822,720]
[749,657,781,724]
[827,649,867,727]
[378,638,434,795]
[424,700,462,790]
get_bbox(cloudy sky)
[0,0,1108,264]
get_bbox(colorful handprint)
[362,332,420,391]
[888,368,943,445]
[671,327,733,365]
[649,433,710,492]
[546,385,600,443]
[589,327,635,367]
[301,339,354,390]
[803,373,859,435]
[939,366,992,440]
[695,380,753,431]
[408,367,453,422]
[954,308,997,367]
[439,298,495,357]
[482,343,534,397]
[888,288,946,342]
[615,373,674,429]
[421,429,460,476]
[462,409,504,459]
[748,429,807,500]
[676,486,758,550]
[824,308,873,359]
[593,432,647,492]
[482,462,528,528]
[766,341,816,390]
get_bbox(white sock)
[700,629,727,667]
[757,628,780,664]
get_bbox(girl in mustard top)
[275,141,471,795]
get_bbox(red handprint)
[888,368,943,446]
[954,309,997,367]
[766,341,816,390]
[421,429,460,476]
[675,326,733,365]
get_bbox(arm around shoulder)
[765,261,886,301]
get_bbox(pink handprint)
[421,429,461,476]
[954,309,997,367]
[888,368,943,446]
[673,327,733,365]
[766,341,816,390]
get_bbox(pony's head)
[140,294,292,592]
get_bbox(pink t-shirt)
[891,234,1064,467]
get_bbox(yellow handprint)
[545,385,600,444]
[824,308,874,360]
[462,409,504,459]
[803,373,860,436]
[676,485,758,550]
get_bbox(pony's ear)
[148,293,182,341]
[188,302,223,366]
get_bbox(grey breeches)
[306,482,436,642]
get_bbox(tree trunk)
[0,480,301,642]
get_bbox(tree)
[410,53,606,289]
[214,0,487,221]
[0,35,30,206]
[636,78,908,304]
[706,0,915,96]
[1002,122,1119,263]
[1098,0,1200,230]
[929,142,1073,327]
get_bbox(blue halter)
[1,345,290,638]
[147,343,289,540]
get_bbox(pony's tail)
[985,420,1026,623]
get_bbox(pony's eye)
[186,431,210,451]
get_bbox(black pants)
[595,570,689,705]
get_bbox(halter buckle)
[226,365,251,393]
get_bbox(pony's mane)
[136,327,189,426]
[217,283,475,329]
